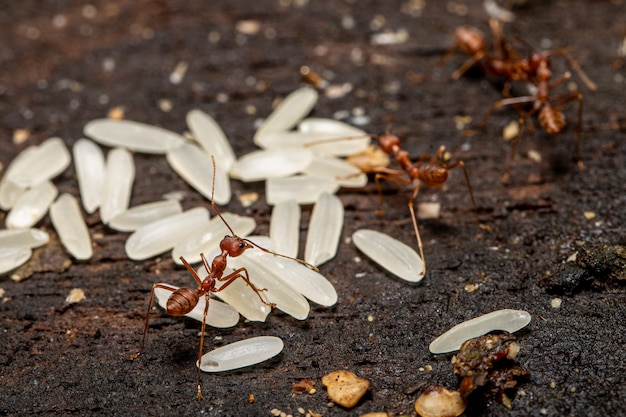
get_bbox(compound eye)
[239,243,246,249]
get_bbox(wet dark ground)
[1,1,625,416]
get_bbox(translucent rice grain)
[0,146,37,210]
[172,213,256,265]
[352,229,425,282]
[186,110,236,171]
[49,193,93,260]
[269,200,300,259]
[229,149,313,182]
[8,138,71,188]
[0,228,49,248]
[0,180,26,211]
[108,200,183,232]
[247,249,338,307]
[100,148,135,224]
[84,119,185,154]
[6,181,58,229]
[0,246,32,275]
[305,193,344,267]
[301,154,368,188]
[125,207,210,260]
[429,309,532,354]
[166,142,231,205]
[297,118,371,156]
[254,87,318,144]
[153,284,239,328]
[209,269,272,322]
[228,252,310,320]
[266,176,340,205]
[199,336,284,372]
[73,138,105,213]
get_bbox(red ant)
[369,130,483,275]
[131,156,317,400]
[440,19,596,181]
[308,128,483,275]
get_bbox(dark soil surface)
[1,1,625,416]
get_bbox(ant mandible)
[131,156,317,400]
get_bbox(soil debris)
[452,332,530,407]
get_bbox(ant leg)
[476,95,537,132]
[407,182,426,276]
[216,267,276,307]
[549,48,597,91]
[574,92,584,171]
[549,92,585,170]
[445,160,491,231]
[130,283,179,359]
[451,52,486,80]
[180,256,206,286]
[373,169,411,215]
[196,294,211,400]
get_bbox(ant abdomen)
[420,163,449,188]
[539,106,566,136]
[167,288,200,316]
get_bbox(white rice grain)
[254,87,318,144]
[6,181,58,229]
[228,250,311,320]
[0,146,37,210]
[166,142,231,205]
[108,200,183,232]
[8,137,71,188]
[172,213,256,265]
[269,200,300,259]
[100,148,135,224]
[301,153,367,188]
[186,109,236,171]
[0,228,49,248]
[208,269,272,322]
[124,207,210,260]
[84,119,185,154]
[429,309,532,354]
[0,246,32,275]
[266,176,340,205]
[246,249,338,307]
[73,139,105,214]
[49,193,93,260]
[199,336,284,372]
[352,229,425,282]
[229,149,313,182]
[305,193,344,266]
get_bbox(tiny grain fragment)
[322,370,370,408]
[414,383,466,417]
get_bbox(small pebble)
[65,288,86,304]
[414,384,466,417]
[502,120,519,141]
[551,298,562,308]
[322,370,370,408]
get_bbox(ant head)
[378,133,401,154]
[455,26,486,55]
[220,235,253,257]
[528,53,548,74]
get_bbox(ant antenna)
[209,155,319,272]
